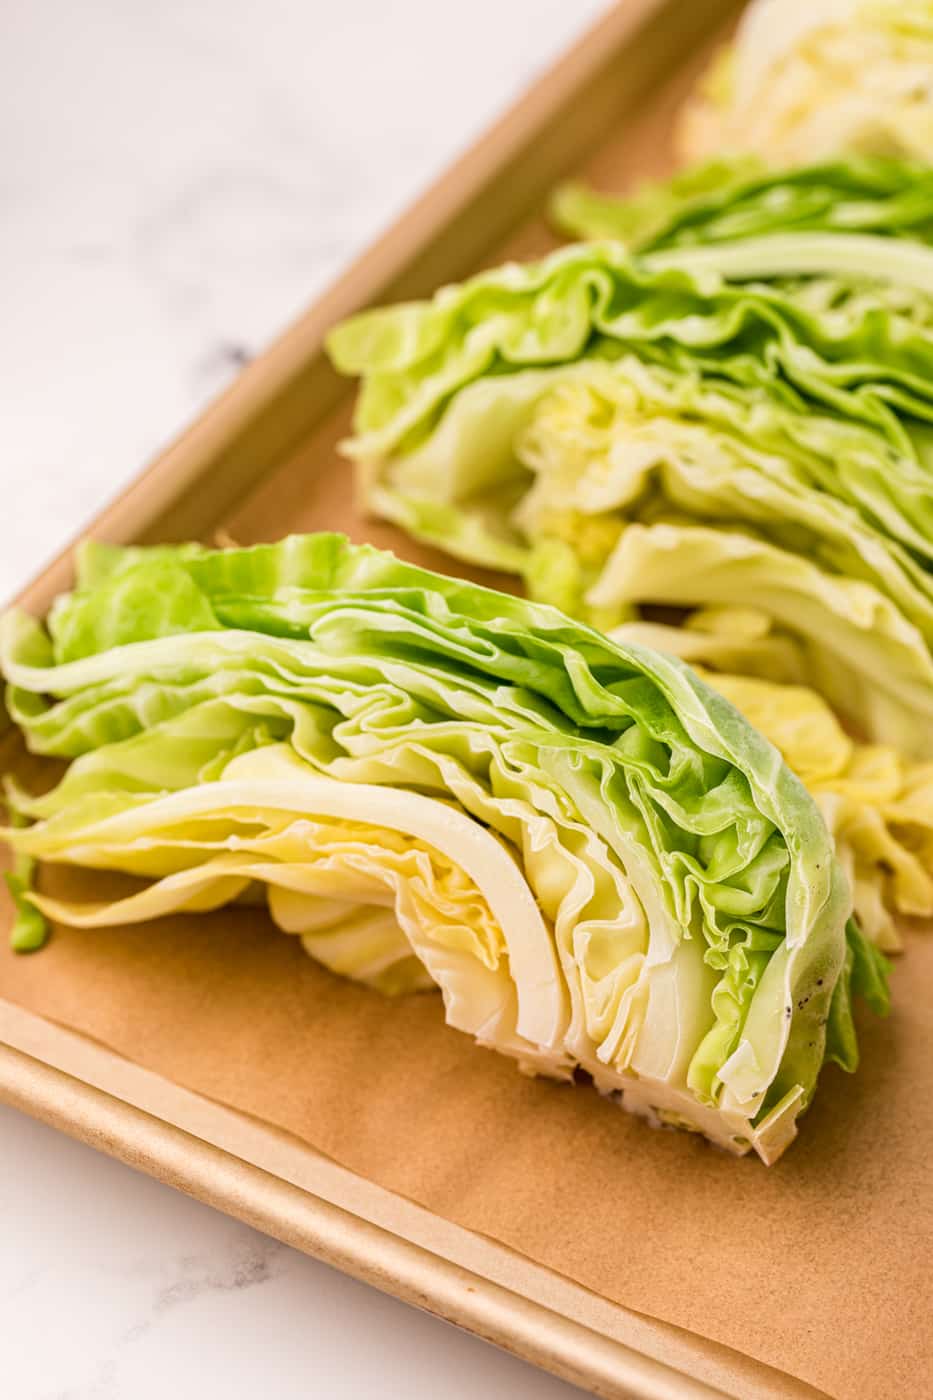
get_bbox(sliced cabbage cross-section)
[1,533,886,1161]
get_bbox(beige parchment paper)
[1,852,930,1400]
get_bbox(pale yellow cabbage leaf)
[29,812,511,999]
[683,0,933,166]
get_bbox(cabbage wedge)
[327,237,933,752]
[681,0,933,167]
[1,534,886,1163]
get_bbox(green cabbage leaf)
[552,155,933,251]
[327,235,933,458]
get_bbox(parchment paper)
[1,857,930,1400]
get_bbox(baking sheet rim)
[0,1004,735,1400]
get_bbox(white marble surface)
[0,2,611,1395]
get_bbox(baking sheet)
[0,1000,824,1400]
[3,2,930,1397]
